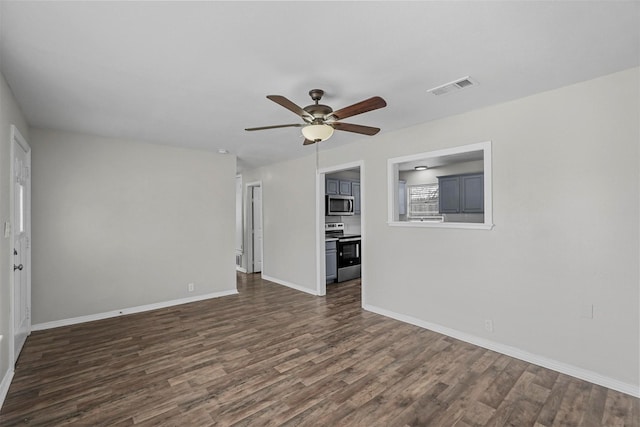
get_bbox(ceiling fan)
[245,89,387,145]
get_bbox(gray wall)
[243,68,639,390]
[0,71,30,393]
[30,129,237,324]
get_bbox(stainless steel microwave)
[326,195,355,216]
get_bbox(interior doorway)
[316,161,365,305]
[246,181,263,274]
[10,125,31,365]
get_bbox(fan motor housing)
[304,104,333,119]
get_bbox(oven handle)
[339,237,361,242]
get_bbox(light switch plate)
[3,222,10,238]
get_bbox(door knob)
[14,264,23,271]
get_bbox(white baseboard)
[32,289,238,331]
[364,303,639,398]
[0,367,14,411]
[261,274,318,296]
[236,266,247,273]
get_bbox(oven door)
[338,238,361,268]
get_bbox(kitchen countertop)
[339,234,361,239]
[325,234,361,242]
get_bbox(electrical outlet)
[484,319,494,333]
[188,283,195,292]
[580,303,593,319]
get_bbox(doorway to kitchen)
[316,161,365,306]
[246,181,263,274]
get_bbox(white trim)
[387,141,493,229]
[0,367,14,411]
[32,290,238,331]
[315,170,325,296]
[262,274,318,296]
[235,266,248,273]
[319,160,363,175]
[10,125,29,152]
[245,181,263,274]
[387,221,494,230]
[364,303,640,398]
[360,164,366,308]
[235,174,243,255]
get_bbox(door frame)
[316,160,365,304]
[235,174,246,272]
[245,181,263,274]
[9,125,31,367]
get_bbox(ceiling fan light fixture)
[301,124,334,142]
[246,89,386,146]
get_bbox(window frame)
[387,141,494,230]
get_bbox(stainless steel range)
[325,223,361,282]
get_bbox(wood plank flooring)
[1,273,638,426]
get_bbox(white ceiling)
[0,1,638,171]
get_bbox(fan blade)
[328,96,387,121]
[267,95,314,121]
[332,122,381,136]
[303,139,316,146]
[245,124,303,131]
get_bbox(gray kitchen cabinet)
[352,182,361,215]
[326,178,339,195]
[326,177,361,205]
[438,176,461,213]
[438,173,484,214]
[326,240,337,283]
[461,174,484,213]
[339,180,352,195]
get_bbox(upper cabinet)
[326,178,340,195]
[438,176,461,213]
[460,174,484,213]
[339,180,352,196]
[327,178,355,196]
[326,177,356,196]
[438,173,484,214]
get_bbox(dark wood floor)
[1,273,638,426]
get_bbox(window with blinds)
[408,184,440,218]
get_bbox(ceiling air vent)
[427,76,477,96]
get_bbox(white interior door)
[235,175,243,268]
[252,186,262,273]
[12,127,31,363]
